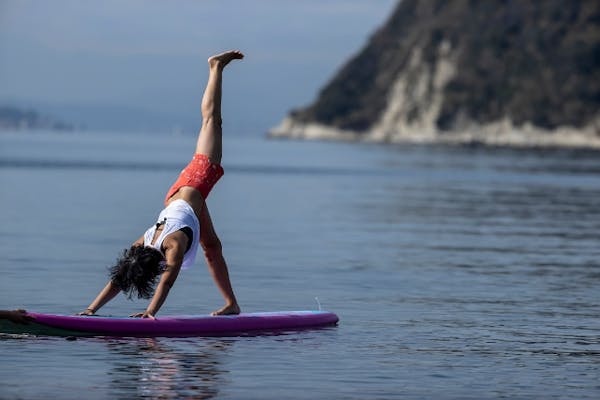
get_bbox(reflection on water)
[105,338,232,399]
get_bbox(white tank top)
[143,199,200,269]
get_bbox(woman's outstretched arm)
[79,280,120,315]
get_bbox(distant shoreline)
[0,106,74,132]
[269,116,600,150]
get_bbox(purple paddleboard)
[0,310,339,337]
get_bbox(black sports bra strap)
[179,226,193,252]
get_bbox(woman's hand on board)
[130,311,156,320]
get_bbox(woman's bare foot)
[211,303,241,316]
[208,50,244,70]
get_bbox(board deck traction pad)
[0,310,339,337]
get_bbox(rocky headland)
[270,0,600,148]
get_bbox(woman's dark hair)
[109,245,165,299]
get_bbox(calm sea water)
[0,130,599,399]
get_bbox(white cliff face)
[269,42,454,143]
[369,40,456,143]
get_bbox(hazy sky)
[0,0,397,133]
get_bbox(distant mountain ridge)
[0,106,73,131]
[0,102,197,134]
[270,0,600,148]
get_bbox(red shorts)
[165,154,224,204]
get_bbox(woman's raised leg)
[195,50,244,164]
